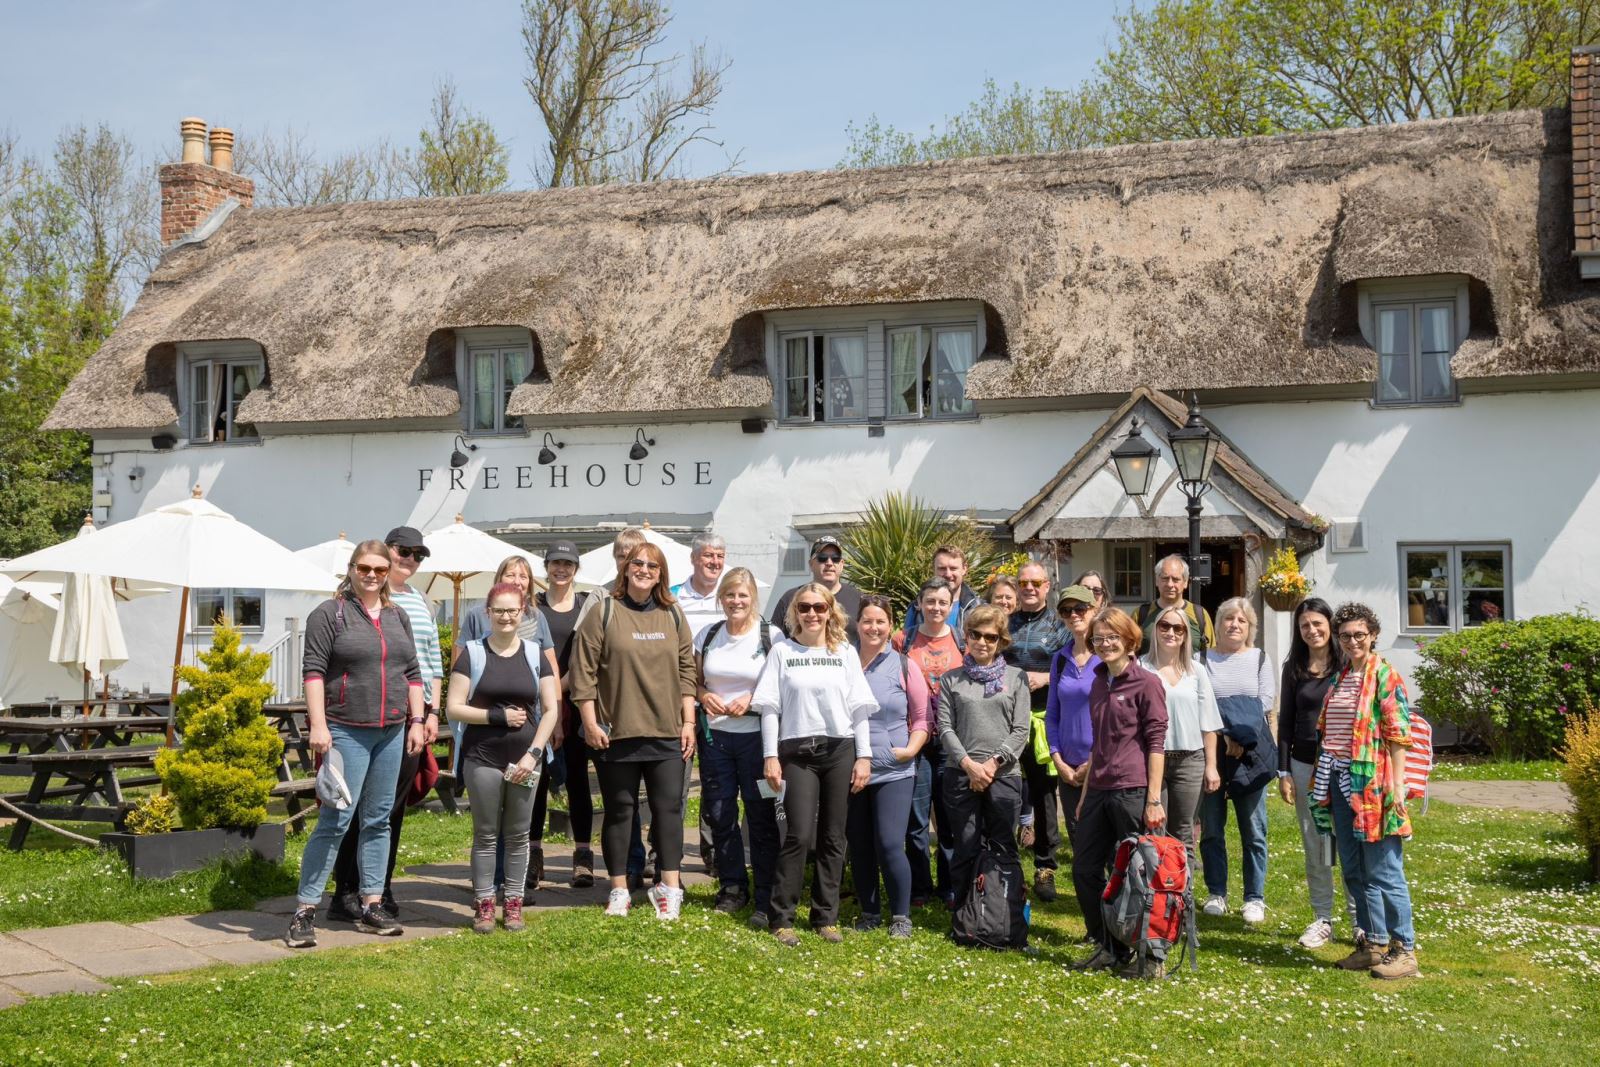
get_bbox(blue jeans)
[907,745,954,899]
[298,722,404,905]
[701,728,780,911]
[1199,784,1269,902]
[1329,781,1416,949]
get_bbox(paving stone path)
[1428,779,1572,814]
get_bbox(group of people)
[282,529,1421,985]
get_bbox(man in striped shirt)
[328,526,443,922]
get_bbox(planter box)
[100,823,287,879]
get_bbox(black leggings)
[333,746,420,898]
[595,756,685,877]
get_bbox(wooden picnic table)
[0,714,172,758]
[2,695,172,719]
[3,744,162,849]
[263,702,311,780]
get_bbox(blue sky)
[1,0,1118,180]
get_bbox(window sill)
[462,428,529,439]
[1368,396,1462,410]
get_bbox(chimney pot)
[180,117,207,164]
[208,127,235,173]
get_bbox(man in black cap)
[328,526,442,922]
[771,534,862,645]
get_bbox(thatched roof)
[48,107,1600,432]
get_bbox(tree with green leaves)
[414,78,511,196]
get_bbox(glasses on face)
[1090,634,1123,648]
[1061,602,1092,617]
[1156,621,1187,635]
[967,630,1001,643]
[1083,586,1106,599]
[388,546,426,562]
[1018,579,1048,589]
[813,553,842,564]
[490,606,522,618]
[628,559,661,572]
[1338,631,1372,644]
[795,602,829,616]
[354,564,389,578]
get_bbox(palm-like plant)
[841,492,1001,619]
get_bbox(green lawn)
[1429,757,1563,782]
[0,799,1596,1065]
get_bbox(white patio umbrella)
[2,487,337,705]
[416,515,545,630]
[49,520,129,701]
[294,532,358,576]
[0,572,60,623]
[578,525,766,590]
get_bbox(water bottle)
[1023,900,1032,927]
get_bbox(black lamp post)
[1165,392,1222,591]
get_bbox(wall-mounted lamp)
[151,433,177,451]
[538,432,565,465]
[128,466,146,492]
[628,428,655,462]
[450,433,478,469]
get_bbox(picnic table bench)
[3,744,162,850]
[0,714,172,758]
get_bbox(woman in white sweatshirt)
[752,582,878,947]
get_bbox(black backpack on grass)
[950,846,1028,950]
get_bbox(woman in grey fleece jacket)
[936,604,1031,910]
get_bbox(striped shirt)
[390,586,443,684]
[1322,669,1362,756]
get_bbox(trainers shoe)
[1033,869,1058,903]
[284,905,317,949]
[888,915,913,939]
[572,846,596,889]
[1201,895,1228,917]
[1336,937,1385,971]
[1298,918,1334,949]
[815,925,844,943]
[528,845,545,889]
[648,883,683,921]
[503,896,525,932]
[1241,900,1267,925]
[747,911,770,931]
[713,886,750,915]
[853,913,883,933]
[379,890,399,920]
[472,897,497,934]
[605,888,632,916]
[1370,947,1422,980]
[357,902,402,936]
[1117,955,1167,981]
[1071,945,1119,972]
[326,891,361,924]
[772,926,800,947]
[1018,823,1036,849]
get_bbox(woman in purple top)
[1070,607,1168,978]
[847,596,932,939]
[1045,584,1100,841]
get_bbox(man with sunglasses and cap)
[773,535,862,646]
[328,526,443,922]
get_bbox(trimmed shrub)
[123,793,180,835]
[1558,699,1600,880]
[1414,613,1600,759]
[154,623,284,830]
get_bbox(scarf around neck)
[963,654,1007,697]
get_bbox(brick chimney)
[1574,47,1600,277]
[159,117,254,246]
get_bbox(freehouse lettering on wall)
[416,460,712,493]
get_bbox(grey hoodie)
[302,594,422,728]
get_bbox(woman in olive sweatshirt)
[569,541,698,921]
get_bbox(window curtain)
[501,349,528,423]
[207,362,227,440]
[189,363,212,441]
[827,336,866,419]
[933,330,975,415]
[1377,308,1412,402]
[230,362,263,438]
[783,336,812,419]
[888,329,922,415]
[472,351,497,430]
[1418,306,1453,399]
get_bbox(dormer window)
[1357,277,1467,406]
[457,327,535,434]
[181,341,264,444]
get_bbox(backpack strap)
[464,638,487,700]
[899,651,911,694]
[699,619,727,659]
[760,621,773,658]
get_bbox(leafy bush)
[1558,699,1600,868]
[841,493,1000,617]
[154,623,284,830]
[1415,613,1600,759]
[123,794,180,835]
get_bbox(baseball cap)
[1057,584,1097,608]
[811,534,843,555]
[384,526,429,559]
[545,540,580,565]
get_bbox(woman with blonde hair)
[1139,604,1222,863]
[987,576,1019,616]
[753,582,878,946]
[1200,597,1278,924]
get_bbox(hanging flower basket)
[1263,587,1305,612]
[1258,545,1312,612]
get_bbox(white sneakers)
[1201,895,1228,917]
[648,883,684,921]
[605,888,631,916]
[1298,918,1334,948]
[1241,900,1267,925]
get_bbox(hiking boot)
[815,925,844,943]
[528,845,545,889]
[472,897,497,934]
[1336,937,1385,971]
[571,846,596,889]
[1298,918,1334,949]
[747,911,770,931]
[1242,900,1267,925]
[1018,823,1036,849]
[1033,869,1058,903]
[1371,947,1422,980]
[357,902,402,936]
[1117,955,1166,981]
[888,916,913,940]
[605,888,631,916]
[284,905,317,949]
[772,926,800,947]
[853,913,883,933]
[380,890,399,919]
[326,891,362,924]
[1201,895,1228,917]
[1071,945,1119,972]
[503,896,525,933]
[714,886,749,915]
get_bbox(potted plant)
[1257,545,1312,612]
[102,623,287,878]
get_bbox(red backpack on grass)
[1101,830,1198,975]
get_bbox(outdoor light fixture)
[151,433,177,451]
[537,432,565,465]
[450,434,477,469]
[1110,417,1158,498]
[128,466,146,492]
[1168,391,1221,487]
[628,428,655,462]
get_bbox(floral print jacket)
[1313,654,1414,843]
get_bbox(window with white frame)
[1111,543,1146,601]
[466,344,530,433]
[194,588,265,631]
[886,326,978,419]
[183,344,264,444]
[779,332,869,423]
[1372,300,1456,404]
[1399,543,1509,631]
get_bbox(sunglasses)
[1083,586,1106,598]
[388,546,427,561]
[1156,621,1187,635]
[795,602,829,615]
[628,559,661,572]
[1018,579,1048,588]
[813,553,843,564]
[1060,602,1092,616]
[967,630,1002,643]
[354,564,390,578]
